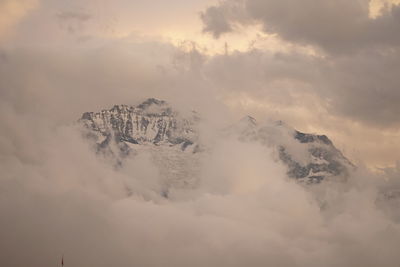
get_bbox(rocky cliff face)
[286,130,352,182]
[228,116,354,183]
[79,99,200,194]
[79,98,353,185]
[80,98,198,148]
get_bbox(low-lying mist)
[1,106,400,267]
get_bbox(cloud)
[0,0,38,40]
[201,0,400,54]
[56,9,92,34]
[1,91,400,266]
[0,2,400,266]
[199,46,400,166]
[198,0,400,167]
[1,23,399,163]
[56,10,91,22]
[204,47,400,128]
[0,37,208,123]
[200,4,232,38]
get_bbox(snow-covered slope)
[80,98,198,148]
[79,99,200,195]
[79,98,353,187]
[227,117,354,182]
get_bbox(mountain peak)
[110,104,131,113]
[135,98,172,116]
[79,99,197,148]
[240,116,257,126]
[79,99,353,184]
[137,98,166,108]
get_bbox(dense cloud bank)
[201,0,400,53]
[1,96,400,267]
[201,0,400,128]
[205,48,400,129]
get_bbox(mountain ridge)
[79,98,354,186]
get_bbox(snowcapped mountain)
[80,98,198,148]
[79,98,201,194]
[79,98,354,188]
[228,116,354,183]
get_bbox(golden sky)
[1,0,398,52]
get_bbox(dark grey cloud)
[200,3,237,38]
[199,0,400,129]
[201,0,400,54]
[319,48,400,126]
[203,47,400,128]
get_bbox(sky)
[1,1,400,266]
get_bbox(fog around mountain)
[1,95,400,266]
[1,1,400,266]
